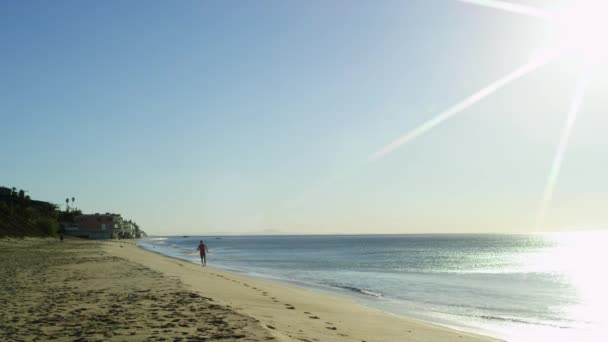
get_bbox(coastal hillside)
[0,186,59,237]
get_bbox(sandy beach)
[0,238,501,342]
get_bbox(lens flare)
[458,0,549,18]
[536,73,590,229]
[369,55,554,161]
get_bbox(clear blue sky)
[2,0,607,235]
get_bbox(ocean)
[137,232,608,341]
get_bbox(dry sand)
[0,238,502,341]
[0,238,273,341]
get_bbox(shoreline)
[138,238,498,339]
[110,239,502,341]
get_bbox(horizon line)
[146,229,608,237]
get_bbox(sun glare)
[548,0,608,66]
[371,0,606,232]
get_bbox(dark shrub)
[35,217,58,236]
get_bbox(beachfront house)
[121,220,136,238]
[63,214,120,239]
[60,212,140,239]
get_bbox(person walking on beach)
[197,240,208,267]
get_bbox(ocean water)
[138,232,608,341]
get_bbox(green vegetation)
[0,186,60,237]
[34,217,59,236]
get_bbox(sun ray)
[536,73,591,229]
[369,55,555,161]
[457,0,550,18]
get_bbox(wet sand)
[0,238,501,341]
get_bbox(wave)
[330,284,383,298]
[146,237,168,241]
[479,315,571,329]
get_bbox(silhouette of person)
[197,240,208,267]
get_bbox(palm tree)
[71,197,75,210]
[65,198,70,212]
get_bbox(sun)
[370,0,605,230]
[548,0,608,66]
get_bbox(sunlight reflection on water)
[504,231,608,341]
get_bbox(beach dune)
[0,238,501,341]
